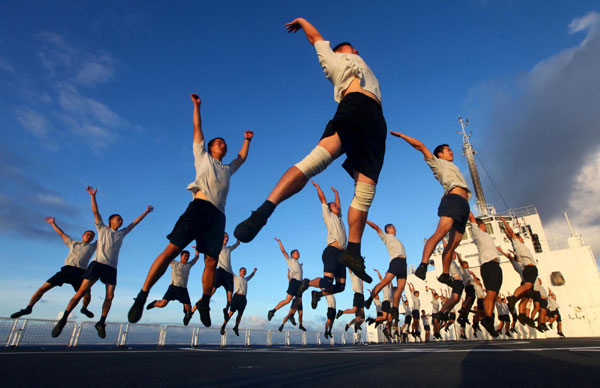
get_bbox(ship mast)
[458,116,488,215]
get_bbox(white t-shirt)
[233,274,253,296]
[170,260,196,288]
[450,261,463,280]
[548,297,559,311]
[349,271,363,294]
[187,141,239,214]
[382,284,392,301]
[314,40,382,104]
[539,285,548,299]
[403,303,411,315]
[533,281,541,292]
[512,240,536,267]
[217,245,237,274]
[470,222,500,265]
[377,232,406,260]
[325,294,336,309]
[374,298,382,313]
[321,204,347,249]
[431,298,440,313]
[458,265,474,285]
[496,301,508,315]
[473,282,486,299]
[422,315,430,326]
[94,220,134,269]
[285,254,303,281]
[511,259,525,281]
[411,293,420,310]
[425,157,471,199]
[63,236,97,269]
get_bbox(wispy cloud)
[14,106,53,140]
[469,10,600,253]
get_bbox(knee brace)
[331,282,346,294]
[319,276,334,290]
[350,181,376,212]
[294,146,333,178]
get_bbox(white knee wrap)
[350,182,376,212]
[294,146,333,178]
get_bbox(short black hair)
[181,250,190,257]
[207,137,226,154]
[290,249,299,256]
[433,144,449,158]
[108,214,121,225]
[332,42,353,52]
[84,230,95,236]
[384,224,394,233]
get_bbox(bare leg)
[82,290,92,309]
[202,255,217,296]
[101,284,116,318]
[28,282,55,308]
[420,217,454,265]
[153,299,169,308]
[393,278,406,308]
[141,243,182,292]
[441,228,463,274]
[513,282,533,300]
[368,273,395,300]
[483,291,497,317]
[346,172,374,245]
[274,295,294,311]
[65,279,97,314]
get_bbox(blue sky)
[1,1,599,330]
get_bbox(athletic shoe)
[481,319,498,338]
[505,331,512,338]
[414,263,428,280]
[11,306,32,319]
[460,334,467,340]
[51,319,67,338]
[220,326,226,335]
[535,324,544,333]
[278,325,283,332]
[299,325,306,332]
[383,329,392,341]
[288,315,296,326]
[444,326,449,332]
[324,331,330,339]
[345,324,350,332]
[297,278,310,296]
[472,331,478,338]
[80,307,94,319]
[311,291,321,309]
[183,311,193,326]
[196,300,211,327]
[146,301,157,310]
[391,307,399,321]
[364,297,372,310]
[437,273,454,287]
[355,324,362,332]
[526,317,536,328]
[234,211,267,243]
[339,250,372,283]
[558,331,565,338]
[128,291,148,323]
[510,328,517,333]
[336,309,344,319]
[517,314,528,325]
[267,309,275,321]
[506,296,517,312]
[95,322,106,339]
[233,327,239,336]
[542,323,549,331]
[223,308,229,322]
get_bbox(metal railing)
[1,317,354,349]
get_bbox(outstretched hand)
[311,180,319,187]
[146,205,154,213]
[45,216,55,224]
[285,18,304,33]
[274,237,281,242]
[389,131,403,138]
[190,94,201,105]
[244,130,254,140]
[86,186,97,196]
[330,187,338,194]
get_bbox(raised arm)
[231,131,254,170]
[45,217,70,244]
[408,282,415,294]
[190,248,200,266]
[331,187,341,209]
[497,246,514,260]
[366,220,383,234]
[373,268,383,281]
[499,216,517,240]
[274,237,289,258]
[230,239,241,251]
[246,268,258,281]
[285,18,324,45]
[311,180,327,205]
[390,132,434,159]
[191,94,204,145]
[130,205,154,229]
[86,186,102,225]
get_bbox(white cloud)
[14,106,52,140]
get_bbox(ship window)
[485,223,493,234]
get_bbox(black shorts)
[449,312,456,321]
[540,299,548,309]
[163,285,191,305]
[322,245,346,279]
[327,307,336,320]
[522,265,538,284]
[477,299,484,310]
[230,294,247,314]
[404,315,412,325]
[292,297,303,311]
[424,325,431,331]
[83,261,117,285]
[451,279,464,296]
[386,257,407,279]
[213,268,234,292]
[481,260,503,293]
[47,265,86,291]
[381,301,391,313]
[554,310,562,322]
[533,291,542,303]
[437,194,470,234]
[321,92,387,183]
[287,279,302,296]
[432,312,440,321]
[167,199,225,259]
[499,314,510,322]
[353,292,365,309]
[377,311,383,317]
[465,284,475,298]
[412,309,419,319]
